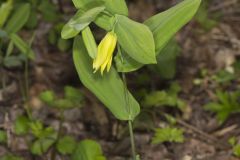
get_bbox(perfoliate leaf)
[73,36,140,121]
[115,15,156,64]
[71,139,106,160]
[5,3,31,34]
[144,0,201,54]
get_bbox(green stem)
[128,120,136,160]
[121,73,136,160]
[24,59,32,120]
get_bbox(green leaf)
[25,10,38,29]
[233,144,240,157]
[5,3,31,34]
[115,0,201,72]
[30,125,57,155]
[72,0,96,9]
[72,0,128,16]
[38,0,59,22]
[149,39,181,79]
[31,137,56,156]
[114,46,142,73]
[0,0,13,28]
[0,130,7,143]
[39,90,56,105]
[57,38,72,52]
[10,33,35,60]
[70,7,105,30]
[115,15,156,64]
[52,99,76,109]
[71,139,106,160]
[3,56,22,67]
[73,36,140,121]
[152,127,184,144]
[204,90,240,124]
[228,137,237,146]
[57,136,76,155]
[82,27,97,59]
[0,154,23,160]
[29,121,44,138]
[144,0,201,54]
[94,12,115,31]
[61,6,105,39]
[14,116,30,135]
[143,82,186,111]
[102,0,128,16]
[64,86,83,103]
[195,1,217,31]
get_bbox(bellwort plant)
[61,0,201,159]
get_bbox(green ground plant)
[204,90,240,124]
[61,0,201,159]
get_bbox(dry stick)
[177,119,231,150]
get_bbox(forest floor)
[1,0,240,160]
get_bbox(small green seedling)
[152,127,184,144]
[204,90,240,124]
[229,137,240,157]
[143,82,186,112]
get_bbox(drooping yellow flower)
[93,31,117,75]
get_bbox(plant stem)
[24,59,32,120]
[121,73,137,160]
[128,120,136,160]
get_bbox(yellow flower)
[93,31,117,75]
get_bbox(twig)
[177,119,231,150]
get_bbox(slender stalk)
[128,120,136,160]
[24,59,32,120]
[121,73,136,160]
